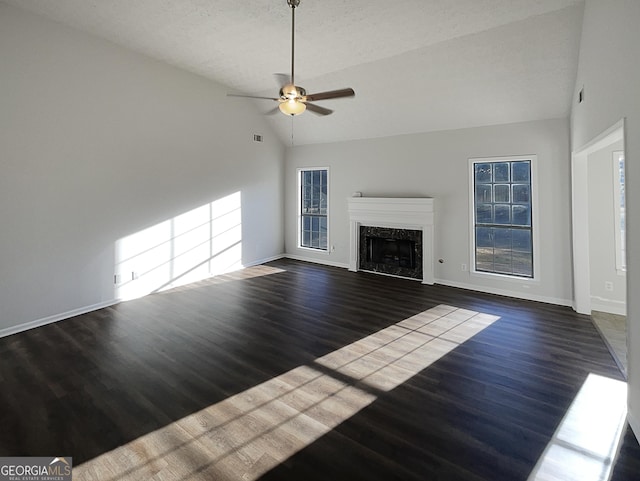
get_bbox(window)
[299,168,328,250]
[612,151,626,272]
[470,157,534,278]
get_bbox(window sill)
[298,246,330,254]
[470,269,540,285]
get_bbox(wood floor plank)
[0,258,638,480]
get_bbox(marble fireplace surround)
[347,197,434,284]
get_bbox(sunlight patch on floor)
[316,305,499,392]
[164,264,288,294]
[74,304,499,481]
[527,373,627,481]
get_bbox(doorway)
[572,119,627,375]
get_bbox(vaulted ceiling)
[4,0,584,145]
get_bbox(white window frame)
[612,150,626,274]
[297,167,330,252]
[468,155,540,282]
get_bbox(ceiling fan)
[228,0,355,116]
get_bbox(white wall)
[285,118,572,305]
[570,0,640,437]
[0,4,285,335]
[588,139,626,314]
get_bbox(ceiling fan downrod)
[288,0,299,88]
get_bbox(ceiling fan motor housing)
[280,85,306,100]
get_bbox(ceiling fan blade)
[227,93,279,101]
[305,103,333,116]
[274,73,291,88]
[305,88,355,102]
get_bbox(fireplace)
[347,197,434,284]
[359,226,423,279]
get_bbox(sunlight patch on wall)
[527,373,627,481]
[115,192,242,301]
[73,304,500,481]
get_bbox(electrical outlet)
[461,263,467,271]
[605,281,614,292]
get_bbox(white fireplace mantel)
[347,197,434,284]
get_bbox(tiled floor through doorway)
[592,311,627,378]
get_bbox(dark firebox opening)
[366,237,416,269]
[358,226,422,280]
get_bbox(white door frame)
[571,119,625,314]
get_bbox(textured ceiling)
[4,0,585,145]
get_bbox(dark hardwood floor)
[0,258,638,479]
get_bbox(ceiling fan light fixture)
[279,99,306,116]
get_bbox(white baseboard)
[590,296,626,316]
[0,299,119,339]
[284,257,572,307]
[0,257,573,339]
[284,254,349,269]
[434,278,573,307]
[628,410,640,443]
[0,255,288,340]
[243,253,286,267]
